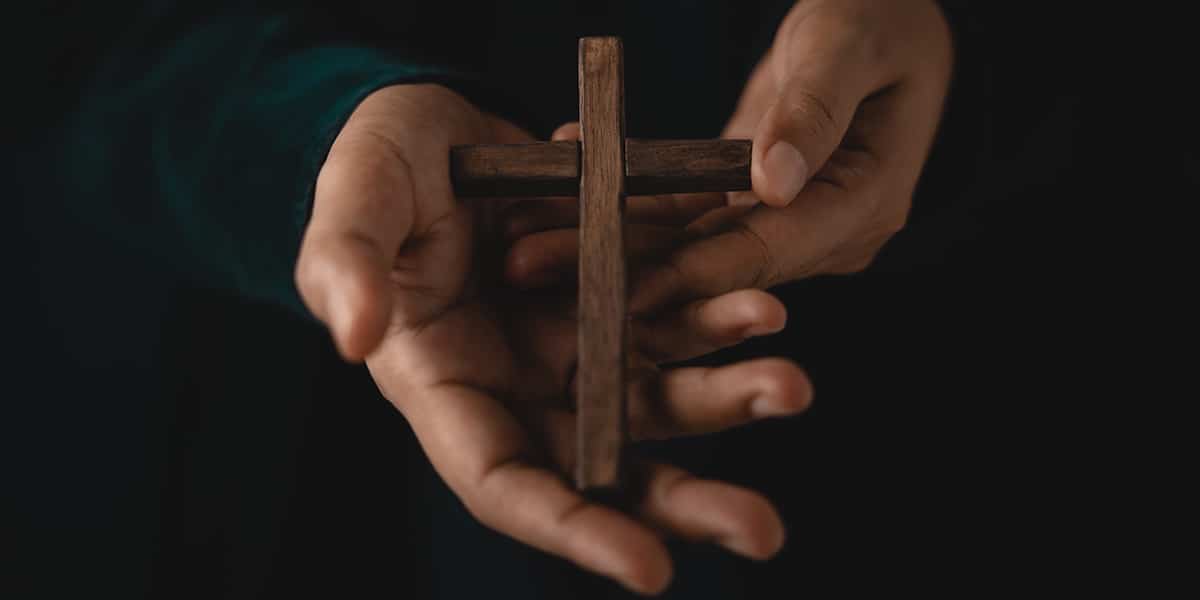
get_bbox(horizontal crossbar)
[451,139,752,197]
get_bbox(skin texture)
[505,0,954,316]
[295,84,811,595]
[295,0,953,594]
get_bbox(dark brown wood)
[446,36,762,498]
[450,139,751,197]
[625,139,752,195]
[576,36,627,492]
[450,141,578,197]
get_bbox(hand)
[504,0,954,313]
[295,84,814,594]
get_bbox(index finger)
[630,177,866,314]
[394,380,673,595]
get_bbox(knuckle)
[319,135,417,214]
[781,87,839,142]
[817,147,879,191]
[409,83,468,107]
[318,141,400,202]
[313,154,351,198]
[730,223,780,289]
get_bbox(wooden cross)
[450,37,752,494]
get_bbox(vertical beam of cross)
[575,37,627,492]
[448,36,753,496]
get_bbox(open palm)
[296,84,812,595]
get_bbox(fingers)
[634,289,786,363]
[630,218,781,314]
[631,23,946,311]
[296,85,528,361]
[534,412,794,563]
[513,289,800,432]
[506,224,691,288]
[503,193,725,241]
[471,459,673,595]
[296,124,418,360]
[502,120,724,240]
[503,195,734,292]
[745,0,953,209]
[627,357,812,441]
[650,77,940,311]
[535,410,791,561]
[551,121,581,141]
[502,197,579,240]
[395,380,672,595]
[624,193,727,227]
[749,41,882,208]
[295,230,398,360]
[636,462,786,560]
[631,169,881,314]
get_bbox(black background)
[5,2,1192,598]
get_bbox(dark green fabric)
[41,5,474,316]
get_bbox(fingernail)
[728,191,759,207]
[725,529,784,561]
[751,394,794,418]
[724,536,763,560]
[742,322,783,338]
[762,141,808,205]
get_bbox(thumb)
[295,231,396,361]
[295,132,416,362]
[751,74,859,207]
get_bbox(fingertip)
[551,121,582,141]
[505,229,581,289]
[577,517,673,596]
[327,270,391,361]
[727,190,760,207]
[724,290,787,337]
[503,242,532,282]
[326,290,359,361]
[724,498,786,561]
[748,358,814,417]
[504,241,556,288]
[752,139,807,207]
[295,229,398,361]
[620,545,673,596]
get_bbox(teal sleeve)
[48,7,472,317]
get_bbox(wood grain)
[625,139,752,195]
[450,139,751,197]
[450,141,578,197]
[576,36,627,492]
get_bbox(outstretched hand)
[505,0,954,314]
[294,84,812,594]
